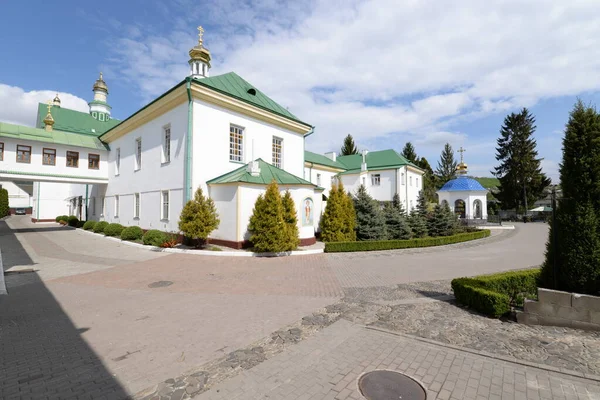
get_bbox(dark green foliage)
[341,186,357,241]
[67,215,79,227]
[93,221,108,233]
[392,193,405,215]
[383,202,412,240]
[324,230,490,252]
[340,134,359,155]
[104,223,125,237]
[451,269,540,317]
[121,226,144,241]
[417,157,438,203]
[248,181,288,253]
[56,215,69,223]
[0,189,9,217]
[401,142,418,163]
[143,229,168,246]
[541,102,600,295]
[282,190,300,251]
[178,187,220,244]
[353,185,387,241]
[493,108,550,212]
[77,220,86,228]
[415,191,428,218]
[321,182,356,242]
[435,143,457,187]
[428,204,452,237]
[408,210,428,238]
[82,220,96,230]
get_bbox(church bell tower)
[189,26,211,79]
[89,72,112,121]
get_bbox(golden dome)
[93,72,108,93]
[189,26,211,66]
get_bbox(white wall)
[100,102,187,231]
[438,191,488,219]
[0,181,31,208]
[303,165,339,197]
[207,184,238,241]
[192,100,306,193]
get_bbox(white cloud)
[0,84,88,127]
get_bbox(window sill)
[66,165,79,168]
[134,168,141,172]
[16,161,31,164]
[229,160,245,165]
[115,173,120,177]
[133,217,140,220]
[42,163,56,166]
[89,167,100,170]
[161,161,170,166]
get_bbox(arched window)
[473,199,483,219]
[454,199,466,218]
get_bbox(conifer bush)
[428,203,456,237]
[354,185,387,241]
[121,226,144,241]
[282,190,300,251]
[104,223,125,237]
[93,221,108,233]
[248,181,288,253]
[384,202,412,240]
[178,187,220,247]
[321,182,356,242]
[0,189,9,217]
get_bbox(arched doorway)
[473,199,482,219]
[454,199,465,218]
[441,200,449,207]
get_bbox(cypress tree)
[178,187,220,246]
[401,142,418,163]
[435,143,458,186]
[0,188,8,217]
[321,184,346,242]
[282,190,300,251]
[541,101,600,294]
[248,181,287,252]
[340,182,357,241]
[340,134,359,155]
[384,202,412,240]
[353,185,387,241]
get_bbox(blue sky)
[2,0,600,181]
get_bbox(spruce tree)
[178,187,220,246]
[541,101,600,294]
[408,210,428,238]
[435,143,458,186]
[384,202,412,240]
[353,185,387,241]
[415,190,429,219]
[492,108,550,213]
[392,193,406,216]
[248,181,287,252]
[401,142,418,163]
[417,157,438,203]
[282,190,300,251]
[340,134,359,155]
[320,184,346,242]
[442,200,459,236]
[427,204,446,237]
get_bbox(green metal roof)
[0,122,109,151]
[194,72,311,127]
[304,150,346,169]
[336,149,421,171]
[207,159,321,188]
[36,103,120,136]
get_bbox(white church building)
[0,27,425,247]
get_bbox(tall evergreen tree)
[392,193,406,216]
[408,210,428,238]
[384,202,412,240]
[341,182,357,241]
[282,190,300,251]
[492,108,551,212]
[321,182,356,242]
[401,142,418,163]
[248,181,287,252]
[340,134,359,155]
[178,187,220,246]
[353,185,387,241]
[435,143,458,186]
[417,156,438,203]
[541,101,600,294]
[415,190,429,219]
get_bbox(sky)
[2,0,600,182]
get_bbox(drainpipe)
[184,78,193,203]
[405,166,408,210]
[85,184,89,221]
[36,182,40,221]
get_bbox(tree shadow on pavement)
[0,220,34,270]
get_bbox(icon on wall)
[302,197,314,226]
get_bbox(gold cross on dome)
[46,100,53,114]
[458,146,466,163]
[197,26,204,45]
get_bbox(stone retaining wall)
[518,288,600,331]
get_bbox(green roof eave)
[304,150,346,170]
[207,159,318,188]
[0,122,109,151]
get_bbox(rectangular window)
[115,148,120,175]
[401,173,405,185]
[371,174,381,186]
[88,154,100,169]
[362,176,366,186]
[42,148,56,165]
[161,190,169,220]
[316,173,321,186]
[134,193,140,219]
[115,195,119,217]
[416,177,419,188]
[135,138,142,170]
[0,143,4,161]
[101,197,105,216]
[66,151,79,168]
[272,136,283,168]
[409,176,413,186]
[16,145,31,163]
[162,126,171,164]
[229,125,244,162]
[91,197,96,216]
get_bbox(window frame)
[135,138,142,170]
[115,148,120,176]
[371,174,381,186]
[134,193,140,219]
[272,136,283,168]
[409,176,413,186]
[162,125,171,164]
[114,195,120,218]
[161,190,170,221]
[0,142,4,161]
[88,153,100,170]
[229,124,244,163]
[66,151,79,168]
[42,148,56,166]
[316,173,321,186]
[16,145,32,164]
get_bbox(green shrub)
[451,269,540,317]
[93,220,108,233]
[143,229,168,246]
[248,181,288,253]
[82,221,96,230]
[56,215,69,223]
[121,226,144,241]
[321,181,356,242]
[67,215,79,227]
[0,189,8,217]
[104,223,125,237]
[324,230,490,252]
[178,187,220,245]
[77,220,86,228]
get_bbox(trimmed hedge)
[143,229,168,246]
[451,269,540,318]
[93,221,109,233]
[0,188,8,217]
[82,221,96,230]
[121,226,143,241]
[324,230,491,253]
[67,215,79,227]
[56,215,69,223]
[104,223,125,237]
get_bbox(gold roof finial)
[93,71,108,93]
[44,100,55,132]
[189,25,211,67]
[456,146,468,175]
[458,146,466,164]
[197,26,204,46]
[46,100,53,114]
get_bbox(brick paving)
[196,320,600,400]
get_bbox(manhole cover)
[148,280,173,288]
[358,370,426,400]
